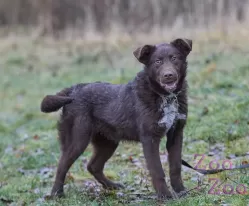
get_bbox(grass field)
[0,37,249,206]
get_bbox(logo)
[186,154,249,195]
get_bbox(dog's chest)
[158,95,186,132]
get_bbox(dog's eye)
[155,59,162,64]
[171,56,177,61]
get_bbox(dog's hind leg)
[51,116,92,197]
[87,137,124,190]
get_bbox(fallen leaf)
[234,120,240,124]
[201,107,209,116]
[33,135,39,140]
[65,172,75,183]
[242,160,248,165]
[129,156,133,162]
[203,62,216,75]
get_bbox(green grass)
[0,38,249,205]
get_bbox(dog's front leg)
[166,121,185,193]
[141,137,172,199]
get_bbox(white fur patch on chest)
[158,94,186,132]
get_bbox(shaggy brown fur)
[40,38,192,199]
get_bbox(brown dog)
[41,38,192,199]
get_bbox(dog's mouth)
[160,79,178,92]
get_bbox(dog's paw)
[48,189,65,199]
[157,195,173,202]
[171,189,188,199]
[44,192,65,200]
[157,191,173,201]
[177,190,188,198]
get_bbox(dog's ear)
[133,45,155,64]
[171,38,192,57]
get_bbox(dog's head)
[133,38,192,93]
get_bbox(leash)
[181,159,249,175]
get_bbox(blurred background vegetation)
[0,0,248,40]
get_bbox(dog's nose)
[161,71,178,84]
[163,72,174,79]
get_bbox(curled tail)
[41,87,73,113]
[41,95,73,113]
